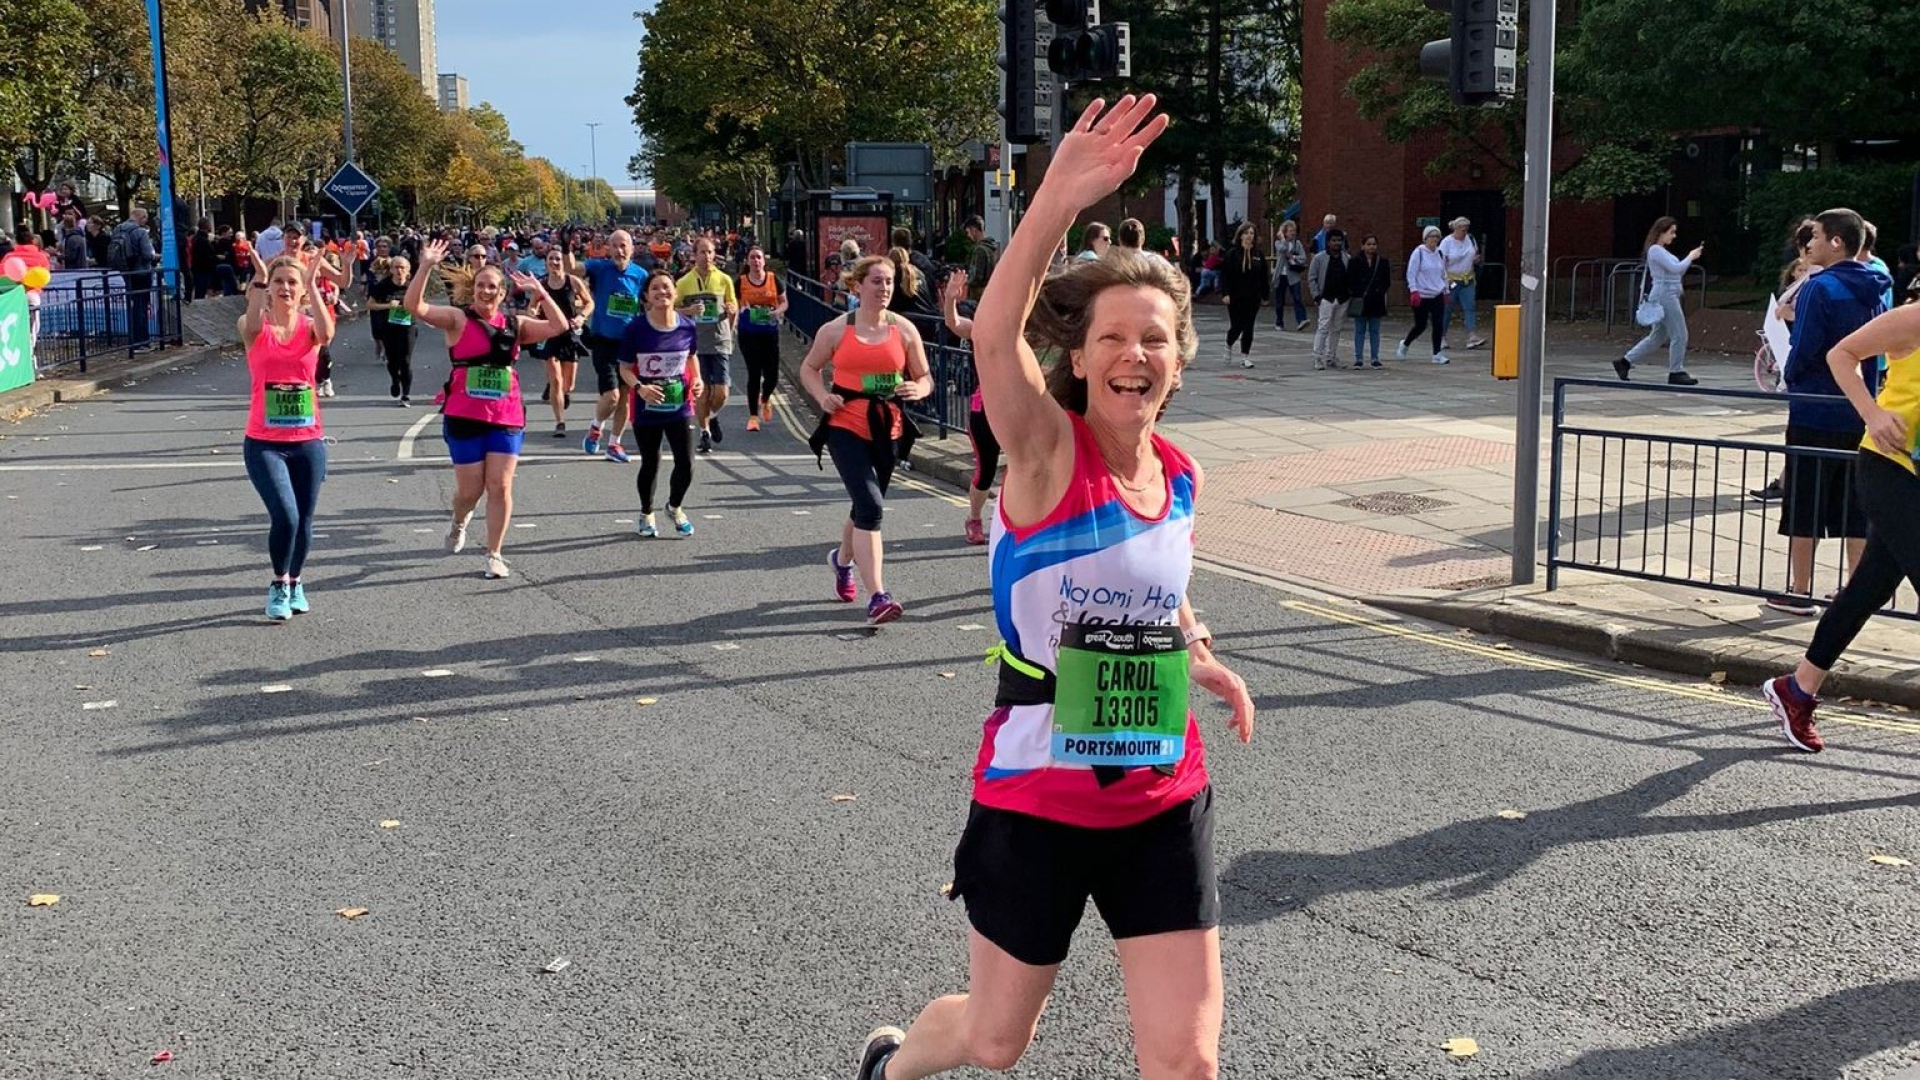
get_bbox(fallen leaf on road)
[150,1049,174,1064]
[541,957,571,974]
[1491,642,1513,651]
[420,669,453,678]
[1708,671,1728,685]
[335,907,369,920]
[572,655,600,663]
[1441,1037,1480,1058]
[1496,809,1528,820]
[635,697,659,706]
[135,545,157,552]
[958,623,986,631]
[938,672,956,679]
[259,684,292,694]
[712,643,741,651]
[80,545,103,552]
[88,649,110,657]
[1455,628,1476,637]
[386,478,400,484]
[82,700,118,711]
[27,894,60,907]
[1868,855,1912,867]
[379,820,401,829]
[829,793,858,803]
[939,882,954,898]
[791,509,811,515]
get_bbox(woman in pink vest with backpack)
[402,238,573,580]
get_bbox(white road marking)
[397,412,437,460]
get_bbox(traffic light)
[998,0,1051,144]
[1046,0,1130,82]
[1419,0,1518,108]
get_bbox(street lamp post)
[1510,0,1556,585]
[585,123,602,188]
[338,0,359,237]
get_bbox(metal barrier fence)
[32,269,185,373]
[1547,377,1916,619]
[783,272,975,439]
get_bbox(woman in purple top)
[619,270,704,537]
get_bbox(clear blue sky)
[435,1,649,187]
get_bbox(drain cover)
[1337,492,1452,515]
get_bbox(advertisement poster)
[0,285,33,395]
[817,214,890,281]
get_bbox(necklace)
[1112,465,1162,494]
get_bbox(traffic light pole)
[1510,0,1555,585]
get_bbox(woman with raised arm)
[939,268,1002,546]
[853,95,1256,1080]
[237,253,336,621]
[402,238,571,580]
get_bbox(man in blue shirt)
[568,228,651,463]
[1772,207,1893,615]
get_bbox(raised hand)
[418,238,449,269]
[1042,95,1169,213]
[941,269,969,309]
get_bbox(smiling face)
[471,267,506,313]
[855,260,894,309]
[1072,285,1183,431]
[645,272,677,313]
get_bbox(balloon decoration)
[23,267,50,290]
[1,257,25,282]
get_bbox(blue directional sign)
[323,162,381,217]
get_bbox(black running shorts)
[950,786,1218,968]
[589,333,623,396]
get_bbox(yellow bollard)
[1492,303,1520,380]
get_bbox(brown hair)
[842,253,893,292]
[886,246,921,299]
[1033,250,1197,414]
[1115,218,1146,250]
[1643,216,1678,254]
[264,255,306,285]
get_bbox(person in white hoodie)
[1398,225,1450,364]
[255,218,286,262]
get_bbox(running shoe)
[553,422,567,439]
[264,582,293,621]
[1432,353,1451,365]
[828,547,857,602]
[855,1026,905,1080]
[605,443,630,464]
[1312,357,1325,371]
[637,512,658,538]
[698,431,712,454]
[1765,593,1816,616]
[1370,360,1385,369]
[484,552,510,580]
[1396,340,1409,360]
[1763,675,1823,753]
[398,397,411,408]
[445,518,469,555]
[747,415,761,432]
[671,507,694,536]
[867,591,904,626]
[1668,371,1699,386]
[319,378,335,398]
[390,375,402,398]
[1612,358,1632,381]
[1240,356,1253,369]
[709,419,724,445]
[1750,479,1783,502]
[1466,335,1488,349]
[288,581,310,615]
[582,423,602,456]
[761,398,774,423]
[540,384,551,403]
[964,517,987,546]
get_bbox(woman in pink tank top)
[237,254,336,622]
[401,238,572,580]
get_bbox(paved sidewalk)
[833,307,1920,708]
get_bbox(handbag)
[1634,273,1662,327]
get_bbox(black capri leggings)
[1226,295,1260,355]
[382,328,415,399]
[634,421,695,514]
[826,426,896,531]
[969,408,1001,492]
[740,332,781,414]
[1402,294,1446,355]
[1807,451,1920,670]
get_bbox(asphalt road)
[5,324,1920,1079]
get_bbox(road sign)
[323,162,380,217]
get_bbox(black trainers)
[709,418,724,445]
[1612,358,1632,381]
[1668,371,1699,386]
[698,430,712,454]
[856,1026,904,1080]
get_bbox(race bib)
[264,382,316,429]
[1051,624,1188,768]
[605,292,640,319]
[463,365,511,401]
[689,293,722,324]
[747,304,774,325]
[861,371,902,395]
[643,378,686,411]
[387,309,413,327]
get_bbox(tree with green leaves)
[348,38,452,213]
[1,0,91,204]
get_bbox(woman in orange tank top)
[799,254,933,625]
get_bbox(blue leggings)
[243,437,328,578]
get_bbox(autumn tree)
[348,39,451,212]
[1,0,90,201]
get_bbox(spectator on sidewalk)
[59,210,88,269]
[213,226,239,295]
[963,215,998,296]
[1272,219,1308,330]
[1439,217,1485,349]
[1312,212,1338,254]
[1763,302,1920,753]
[255,217,286,262]
[86,215,110,268]
[1616,216,1703,385]
[112,208,159,350]
[784,228,807,279]
[189,218,216,300]
[1219,221,1269,369]
[1399,225,1449,364]
[892,225,940,311]
[1076,221,1111,262]
[1116,217,1173,271]
[1894,243,1919,304]
[1770,207,1892,616]
[1196,242,1223,297]
[1307,229,1353,371]
[1347,234,1390,368]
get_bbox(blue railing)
[31,269,185,374]
[784,272,975,439]
[1547,377,1916,619]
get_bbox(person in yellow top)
[1765,301,1920,754]
[675,237,738,453]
